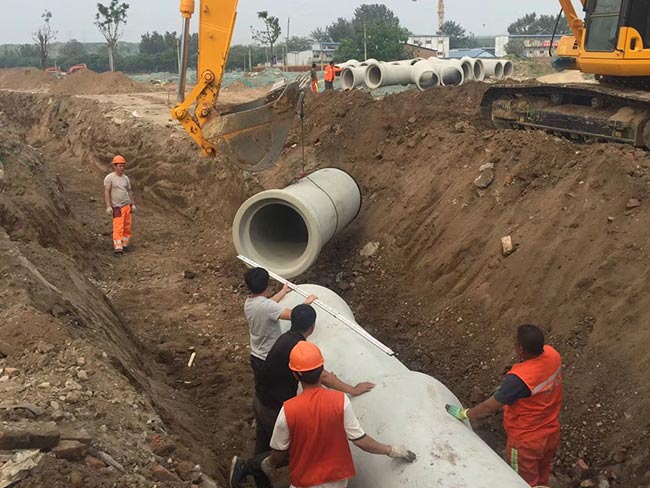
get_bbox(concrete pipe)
[278,285,530,488]
[233,168,361,278]
[482,59,504,79]
[365,62,414,89]
[341,66,368,90]
[502,60,514,78]
[410,60,441,91]
[461,56,486,81]
[428,58,467,86]
[336,59,360,70]
[390,58,424,66]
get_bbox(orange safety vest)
[503,345,563,442]
[324,65,341,82]
[284,388,356,487]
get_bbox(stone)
[51,411,64,421]
[150,435,177,457]
[37,382,50,389]
[474,168,495,189]
[151,464,182,483]
[4,368,19,378]
[197,475,220,488]
[183,270,196,279]
[408,116,417,124]
[76,357,86,366]
[60,426,92,445]
[65,379,82,390]
[11,403,45,418]
[580,480,596,488]
[407,139,416,148]
[598,478,610,488]
[70,470,84,488]
[65,391,82,404]
[479,162,495,172]
[76,370,89,381]
[337,282,351,292]
[52,440,88,460]
[85,455,107,470]
[607,216,615,223]
[0,421,60,450]
[49,401,60,411]
[359,241,380,258]
[175,460,196,481]
[501,236,515,256]
[626,198,641,210]
[0,376,9,382]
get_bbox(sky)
[3,0,572,45]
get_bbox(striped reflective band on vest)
[531,365,561,395]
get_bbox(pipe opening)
[441,68,463,86]
[460,62,472,80]
[341,69,354,90]
[367,65,382,87]
[249,203,309,268]
[418,71,440,90]
[494,63,504,79]
[473,62,484,80]
[503,61,514,78]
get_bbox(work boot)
[229,456,246,488]
[113,250,124,257]
[123,246,132,253]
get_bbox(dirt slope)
[1,82,650,488]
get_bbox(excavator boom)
[171,0,303,171]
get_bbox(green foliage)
[329,4,409,62]
[505,38,526,57]
[226,45,267,70]
[439,21,470,49]
[140,31,178,55]
[95,0,129,71]
[508,12,571,35]
[310,28,329,42]
[287,37,313,52]
[61,40,88,61]
[252,10,282,59]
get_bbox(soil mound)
[51,69,151,95]
[0,67,56,91]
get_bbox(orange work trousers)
[507,430,560,487]
[112,204,132,251]
[311,80,319,94]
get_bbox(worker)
[310,62,319,94]
[324,61,342,90]
[104,155,136,256]
[233,304,375,463]
[229,341,416,488]
[244,268,316,453]
[445,324,562,487]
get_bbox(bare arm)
[322,370,375,396]
[128,190,135,206]
[104,185,112,208]
[467,396,503,420]
[353,435,391,455]
[270,284,291,303]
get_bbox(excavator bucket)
[202,81,303,172]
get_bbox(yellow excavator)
[171,0,305,171]
[482,0,650,148]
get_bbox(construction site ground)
[1,68,650,488]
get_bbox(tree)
[505,38,526,57]
[310,28,329,43]
[95,0,129,72]
[508,12,571,36]
[287,36,313,52]
[140,31,166,55]
[32,10,57,69]
[332,4,409,62]
[252,11,281,63]
[439,20,468,49]
[61,39,88,63]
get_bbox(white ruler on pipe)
[237,255,394,356]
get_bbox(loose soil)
[1,77,650,488]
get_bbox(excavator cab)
[171,0,304,172]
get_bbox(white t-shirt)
[244,296,285,360]
[270,395,365,488]
[104,172,132,207]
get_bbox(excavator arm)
[171,0,303,171]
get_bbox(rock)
[474,168,495,189]
[407,139,416,148]
[337,282,351,292]
[11,403,45,418]
[49,401,60,411]
[183,270,196,279]
[501,236,515,256]
[70,470,84,488]
[37,382,50,389]
[51,411,64,421]
[85,455,107,470]
[360,241,380,258]
[65,391,82,404]
[76,370,89,381]
[0,162,5,182]
[580,480,596,488]
[87,447,125,473]
[479,162,495,172]
[151,464,182,483]
[408,116,417,124]
[60,426,92,445]
[150,435,176,457]
[598,478,610,488]
[174,460,196,481]
[4,368,19,378]
[65,379,82,391]
[0,421,60,450]
[76,357,86,366]
[574,458,590,478]
[52,440,88,460]
[626,198,641,210]
[0,376,9,382]
[197,474,220,488]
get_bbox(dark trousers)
[250,355,265,395]
[325,80,334,90]
[253,396,281,455]
[242,451,274,488]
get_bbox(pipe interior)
[495,63,504,79]
[460,63,472,80]
[249,203,309,267]
[473,62,483,80]
[418,71,440,89]
[342,70,354,89]
[441,68,463,86]
[503,61,514,77]
[367,65,382,86]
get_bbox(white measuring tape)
[237,255,394,356]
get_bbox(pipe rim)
[502,61,514,78]
[366,64,383,89]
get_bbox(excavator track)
[480,83,650,148]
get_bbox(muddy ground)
[1,69,650,488]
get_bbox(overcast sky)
[3,0,573,45]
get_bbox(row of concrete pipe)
[338,57,514,91]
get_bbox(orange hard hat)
[112,155,126,164]
[289,341,324,372]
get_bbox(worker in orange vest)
[445,324,562,487]
[230,341,416,488]
[103,155,136,256]
[309,63,319,94]
[324,61,342,90]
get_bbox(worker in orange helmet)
[445,324,563,487]
[230,341,416,488]
[324,61,342,90]
[309,63,319,94]
[103,155,136,256]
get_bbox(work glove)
[445,404,469,421]
[260,456,274,477]
[106,207,113,216]
[131,204,136,213]
[388,445,416,462]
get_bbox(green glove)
[445,404,469,421]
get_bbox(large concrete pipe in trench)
[341,59,379,90]
[278,285,530,488]
[232,168,361,279]
[365,62,414,89]
[410,60,441,91]
[427,58,465,86]
[461,56,486,81]
[482,59,504,79]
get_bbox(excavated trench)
[2,85,650,487]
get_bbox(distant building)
[495,34,559,58]
[448,48,496,59]
[286,42,341,68]
[402,43,440,59]
[407,35,450,58]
